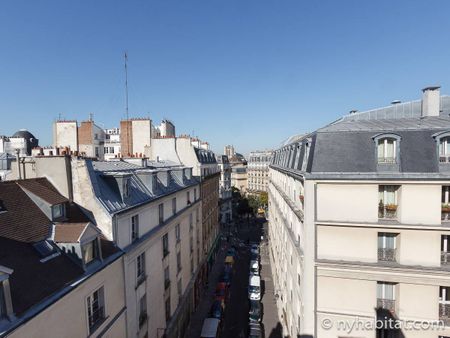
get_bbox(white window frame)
[377,282,395,301]
[131,215,139,242]
[440,286,450,304]
[378,233,397,249]
[86,286,105,333]
[137,252,146,281]
[377,138,397,162]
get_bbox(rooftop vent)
[391,100,401,105]
[349,110,358,115]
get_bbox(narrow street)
[185,216,282,338]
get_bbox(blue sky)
[1,0,450,155]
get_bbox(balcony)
[377,298,395,313]
[442,252,450,265]
[440,156,450,163]
[378,204,398,219]
[439,303,450,326]
[378,248,396,262]
[442,205,450,221]
[378,157,396,164]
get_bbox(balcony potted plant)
[442,204,450,221]
[385,204,398,212]
[442,204,450,213]
[299,194,304,203]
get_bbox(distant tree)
[260,192,268,207]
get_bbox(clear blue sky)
[1,0,450,155]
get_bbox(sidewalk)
[260,232,283,337]
[184,239,228,338]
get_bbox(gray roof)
[87,160,199,214]
[272,96,450,179]
[194,147,217,164]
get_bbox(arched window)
[377,138,397,163]
[440,136,450,157]
[373,134,401,165]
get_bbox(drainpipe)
[15,149,21,180]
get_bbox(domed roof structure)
[12,129,36,141]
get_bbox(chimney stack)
[422,86,441,117]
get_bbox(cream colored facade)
[268,88,450,338]
[5,257,127,338]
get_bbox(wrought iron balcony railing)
[377,298,396,313]
[439,303,450,326]
[378,248,396,262]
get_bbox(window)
[158,203,164,225]
[189,213,193,230]
[0,282,6,319]
[137,252,146,283]
[162,234,169,257]
[377,282,396,312]
[87,287,105,332]
[440,287,450,323]
[190,257,194,275]
[139,294,147,328]
[172,198,177,215]
[187,191,191,204]
[177,251,182,273]
[377,138,397,163]
[440,137,450,158]
[175,224,180,243]
[378,233,398,262]
[196,209,199,223]
[443,187,450,221]
[378,185,399,219]
[123,178,130,198]
[52,204,65,219]
[442,236,450,265]
[95,147,99,157]
[164,267,170,289]
[165,297,171,323]
[194,188,197,201]
[83,239,99,265]
[131,215,139,242]
[109,147,114,154]
[190,234,194,253]
[177,279,182,301]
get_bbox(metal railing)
[88,306,105,331]
[439,303,450,326]
[440,156,450,163]
[442,211,450,221]
[378,248,396,262]
[378,157,396,164]
[442,252,450,265]
[377,298,395,313]
[378,205,398,219]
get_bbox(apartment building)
[218,155,232,224]
[150,135,220,286]
[68,159,202,338]
[231,163,248,193]
[247,150,273,194]
[53,119,105,159]
[0,178,126,338]
[269,86,450,338]
[104,128,121,160]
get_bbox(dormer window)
[0,200,6,214]
[52,203,65,219]
[83,239,99,265]
[377,138,397,163]
[440,137,450,162]
[123,178,130,198]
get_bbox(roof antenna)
[124,52,131,156]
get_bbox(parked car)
[249,300,261,322]
[248,275,261,300]
[220,272,232,286]
[250,251,259,262]
[248,322,262,338]
[210,300,225,319]
[250,244,259,255]
[215,282,228,302]
[200,318,221,338]
[250,260,259,274]
[226,247,237,257]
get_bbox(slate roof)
[194,147,217,164]
[0,180,52,242]
[87,160,199,215]
[54,222,89,243]
[17,178,68,205]
[272,96,450,179]
[0,178,122,321]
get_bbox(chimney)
[15,149,22,180]
[422,86,441,117]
